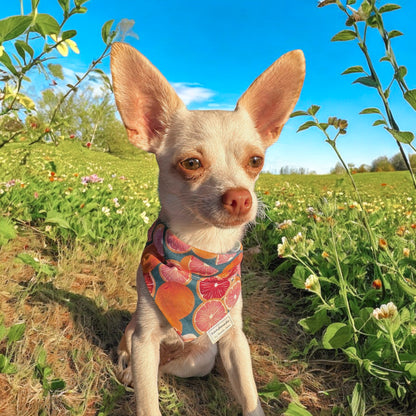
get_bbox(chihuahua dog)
[110,42,305,416]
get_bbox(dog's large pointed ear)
[236,50,305,148]
[110,42,185,153]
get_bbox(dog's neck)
[159,209,246,253]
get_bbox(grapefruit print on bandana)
[141,220,243,342]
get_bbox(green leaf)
[388,30,403,39]
[259,378,286,399]
[290,110,309,118]
[395,66,407,81]
[343,346,362,364]
[299,309,330,334]
[283,402,313,416]
[16,253,56,277]
[14,40,34,60]
[307,105,320,116]
[291,265,308,289]
[15,40,27,61]
[0,323,7,343]
[331,30,357,42]
[36,348,47,367]
[57,0,70,14]
[32,14,60,37]
[0,354,17,374]
[101,19,114,45]
[353,76,378,88]
[359,107,382,115]
[50,378,66,392]
[341,65,366,75]
[7,322,25,344]
[297,121,318,132]
[322,322,353,349]
[0,15,32,43]
[74,7,88,14]
[0,217,17,246]
[16,253,41,270]
[404,89,416,111]
[385,128,414,144]
[373,119,387,126]
[396,275,416,296]
[47,63,64,80]
[350,383,365,416]
[405,362,416,380]
[75,0,90,6]
[379,4,401,13]
[45,211,71,229]
[61,29,77,40]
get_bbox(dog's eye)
[248,156,263,169]
[181,158,202,170]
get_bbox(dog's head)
[111,43,305,231]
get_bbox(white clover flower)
[277,219,292,229]
[140,211,149,224]
[101,206,110,217]
[277,237,288,257]
[292,232,303,244]
[304,274,320,291]
[372,302,398,320]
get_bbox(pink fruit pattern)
[197,276,231,300]
[192,300,227,334]
[224,280,241,309]
[140,220,243,341]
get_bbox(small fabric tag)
[207,313,234,344]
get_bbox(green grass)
[1,141,415,415]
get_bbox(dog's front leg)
[131,327,162,416]
[219,303,264,416]
[131,271,165,416]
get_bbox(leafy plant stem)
[347,16,416,188]
[389,327,402,366]
[311,115,385,286]
[330,225,358,343]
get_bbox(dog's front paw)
[115,350,133,386]
[244,399,265,416]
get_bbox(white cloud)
[171,82,215,106]
[61,67,109,99]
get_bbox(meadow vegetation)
[1,0,416,415]
[1,140,416,416]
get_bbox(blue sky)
[2,0,416,173]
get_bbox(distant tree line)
[330,153,416,174]
[278,166,317,175]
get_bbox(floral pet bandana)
[141,220,243,342]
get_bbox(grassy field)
[1,140,415,416]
